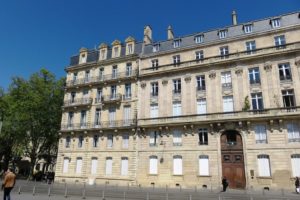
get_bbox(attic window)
[243,24,253,33]
[152,44,160,52]
[173,39,181,48]
[218,30,227,39]
[195,35,204,44]
[270,18,281,28]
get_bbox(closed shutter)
[173,102,182,116]
[173,156,182,175]
[199,155,209,176]
[149,131,155,145]
[76,158,82,174]
[173,130,182,145]
[63,158,69,173]
[291,154,300,177]
[257,155,271,177]
[123,106,131,125]
[121,157,128,176]
[91,158,98,175]
[122,134,129,148]
[107,134,113,148]
[150,104,158,118]
[254,125,267,143]
[149,156,158,174]
[109,108,116,126]
[223,96,233,112]
[106,158,113,175]
[197,99,207,114]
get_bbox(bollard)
[194,185,197,192]
[123,191,126,200]
[146,192,149,200]
[32,185,36,196]
[127,183,129,191]
[189,194,192,200]
[250,195,253,200]
[102,190,105,200]
[180,185,182,192]
[262,188,265,195]
[18,186,21,194]
[82,188,86,199]
[48,186,51,197]
[64,185,68,198]
[166,192,169,200]
[281,188,284,196]
[218,194,222,200]
[165,185,168,192]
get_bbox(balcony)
[123,94,132,101]
[61,123,91,130]
[222,83,232,91]
[102,94,122,103]
[63,98,93,107]
[172,90,181,101]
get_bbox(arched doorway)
[221,130,246,189]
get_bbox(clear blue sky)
[0,0,299,90]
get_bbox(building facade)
[56,11,300,190]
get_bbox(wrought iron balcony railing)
[61,119,136,130]
[63,98,93,107]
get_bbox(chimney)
[143,25,152,44]
[232,10,238,25]
[167,25,174,40]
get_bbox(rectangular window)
[172,102,182,116]
[149,131,158,146]
[251,93,264,110]
[257,155,271,177]
[68,112,74,128]
[153,44,160,52]
[80,110,87,128]
[151,59,159,70]
[271,18,281,28]
[196,75,205,91]
[105,157,113,175]
[287,123,300,142]
[150,104,158,118]
[149,156,158,174]
[84,70,90,83]
[99,68,104,81]
[80,53,87,64]
[94,108,101,127]
[121,157,128,176]
[195,35,204,44]
[113,47,119,57]
[127,44,133,54]
[254,125,267,143]
[125,83,131,99]
[246,41,256,54]
[73,72,78,82]
[282,90,295,108]
[173,155,182,175]
[279,63,292,81]
[76,158,82,174]
[65,136,71,148]
[248,67,260,84]
[220,46,229,59]
[93,135,99,147]
[173,39,181,48]
[197,99,207,115]
[291,154,300,177]
[107,134,113,148]
[63,158,69,173]
[173,79,181,93]
[83,89,89,102]
[91,158,98,175]
[274,35,286,48]
[198,128,208,145]
[243,24,253,33]
[223,96,234,112]
[70,92,76,103]
[123,106,131,125]
[173,130,182,146]
[199,155,209,176]
[96,88,102,103]
[221,71,232,88]
[173,55,181,65]
[126,63,132,76]
[122,134,129,148]
[78,135,84,148]
[195,50,204,61]
[111,85,117,99]
[100,49,106,60]
[112,65,118,79]
[219,30,227,39]
[151,82,159,96]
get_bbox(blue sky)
[0,0,299,90]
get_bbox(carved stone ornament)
[184,76,191,82]
[140,82,146,88]
[162,79,168,85]
[295,58,300,67]
[235,68,243,76]
[264,62,272,71]
[209,71,216,79]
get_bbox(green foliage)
[242,96,250,111]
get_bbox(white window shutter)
[149,156,158,174]
[76,158,83,174]
[63,158,69,173]
[106,158,113,175]
[199,156,209,176]
[121,157,128,176]
[124,106,131,124]
[150,104,158,118]
[258,155,271,177]
[291,155,300,177]
[173,130,182,144]
[173,156,182,175]
[91,158,98,175]
[173,102,182,116]
[223,96,233,112]
[197,99,207,114]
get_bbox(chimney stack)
[232,10,237,25]
[143,25,152,44]
[167,25,174,40]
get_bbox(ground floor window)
[291,154,300,177]
[173,155,182,175]
[257,154,271,177]
[199,155,209,176]
[149,156,158,174]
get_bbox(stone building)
[55,11,300,190]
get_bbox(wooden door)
[221,131,246,189]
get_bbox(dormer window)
[152,44,160,52]
[113,47,119,57]
[100,49,106,60]
[127,44,133,54]
[195,35,204,44]
[219,30,227,39]
[79,53,87,64]
[173,39,181,48]
[243,24,253,33]
[271,18,281,28]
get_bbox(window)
[248,67,260,84]
[153,44,160,52]
[70,92,76,103]
[149,131,158,146]
[243,24,253,33]
[125,83,131,99]
[246,41,256,54]
[221,71,232,88]
[123,106,131,125]
[271,18,281,28]
[278,63,292,81]
[195,35,204,44]
[91,158,98,175]
[195,50,204,61]
[73,72,78,83]
[96,88,102,103]
[173,130,182,146]
[274,35,286,48]
[172,102,182,116]
[76,158,82,174]
[257,155,271,177]
[112,65,118,79]
[291,154,300,177]
[173,79,181,93]
[105,157,113,175]
[199,155,209,176]
[94,108,101,127]
[127,44,133,54]
[111,85,117,99]
[100,49,106,60]
[83,89,89,102]
[282,90,295,108]
[78,135,84,148]
[254,125,267,143]
[151,59,159,70]
[173,155,182,175]
[220,46,229,59]
[197,99,207,115]
[122,134,129,148]
[151,82,159,96]
[121,157,128,176]
[80,53,87,64]
[84,70,90,83]
[173,55,181,65]
[196,75,205,91]
[99,68,104,80]
[149,156,158,174]
[65,136,71,148]
[223,96,234,112]
[251,93,264,110]
[287,123,300,142]
[93,135,99,147]
[198,128,208,145]
[173,39,181,48]
[63,157,69,173]
[219,30,227,39]
[113,47,119,57]
[107,134,113,148]
[150,104,158,118]
[80,110,87,128]
[67,112,74,128]
[126,63,132,76]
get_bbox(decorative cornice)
[184,76,191,82]
[98,43,108,49]
[235,68,243,75]
[209,71,216,79]
[264,62,272,71]
[162,79,168,85]
[111,40,121,46]
[125,36,135,43]
[140,82,146,88]
[295,58,300,67]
